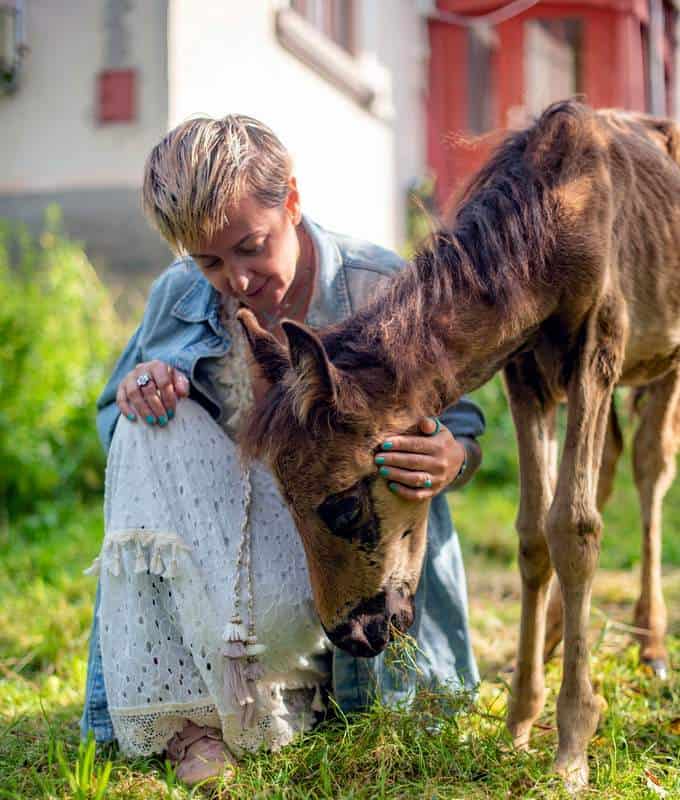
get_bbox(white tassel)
[245,634,266,657]
[223,616,248,644]
[134,540,147,574]
[163,544,179,578]
[109,544,121,577]
[83,556,101,576]
[312,684,324,713]
[149,546,164,575]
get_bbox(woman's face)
[190,182,302,321]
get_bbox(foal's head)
[238,310,431,658]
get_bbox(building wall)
[1,1,428,281]
[0,0,171,280]
[168,0,428,251]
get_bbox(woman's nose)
[227,265,251,295]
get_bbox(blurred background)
[1,5,679,796]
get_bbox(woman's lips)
[245,278,269,298]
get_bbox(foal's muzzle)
[325,589,415,658]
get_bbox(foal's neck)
[331,232,552,416]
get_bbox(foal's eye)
[317,489,364,535]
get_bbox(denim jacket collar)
[169,216,350,334]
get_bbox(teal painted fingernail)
[382,441,393,450]
[167,408,175,419]
[126,413,136,421]
[389,482,399,492]
[146,415,156,425]
[158,415,167,426]
[375,456,385,465]
[379,466,390,477]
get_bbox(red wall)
[428,0,654,205]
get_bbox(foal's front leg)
[547,313,623,790]
[504,357,557,747]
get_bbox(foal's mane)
[242,100,589,459]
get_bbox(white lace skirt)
[90,399,330,757]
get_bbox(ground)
[1,462,678,800]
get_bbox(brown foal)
[239,100,680,789]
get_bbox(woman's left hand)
[374,417,465,501]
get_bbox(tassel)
[134,540,147,574]
[240,699,258,729]
[149,546,164,575]
[83,556,101,576]
[245,634,267,657]
[312,684,324,713]
[223,616,248,644]
[109,544,121,577]
[163,544,179,578]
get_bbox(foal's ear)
[281,320,339,421]
[236,308,290,386]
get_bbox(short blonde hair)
[142,114,292,254]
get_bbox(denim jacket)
[83,218,485,742]
[96,218,484,449]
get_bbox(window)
[276,1,381,111]
[467,26,496,134]
[290,0,354,54]
[524,19,583,116]
[0,0,25,94]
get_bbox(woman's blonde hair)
[142,114,292,254]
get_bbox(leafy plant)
[0,208,125,520]
[55,734,112,800]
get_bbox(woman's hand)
[116,360,190,425]
[374,417,466,501]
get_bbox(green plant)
[0,208,125,520]
[55,734,112,800]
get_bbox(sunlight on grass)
[1,500,678,798]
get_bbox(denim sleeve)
[95,267,200,453]
[439,395,486,439]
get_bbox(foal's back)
[536,103,680,387]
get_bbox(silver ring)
[422,474,433,489]
[136,372,152,388]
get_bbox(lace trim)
[83,529,191,578]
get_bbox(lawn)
[1,426,678,799]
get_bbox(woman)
[81,115,485,784]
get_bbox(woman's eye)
[237,240,266,256]
[195,257,220,270]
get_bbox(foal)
[239,101,680,789]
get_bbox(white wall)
[168,0,427,251]
[0,0,168,193]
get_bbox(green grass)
[0,494,678,799]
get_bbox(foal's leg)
[631,370,680,678]
[543,401,623,661]
[503,356,557,747]
[547,308,624,789]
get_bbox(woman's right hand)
[116,360,190,425]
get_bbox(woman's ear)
[285,176,302,225]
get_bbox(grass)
[0,487,678,799]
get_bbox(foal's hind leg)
[632,370,680,678]
[547,305,624,790]
[543,401,623,662]
[503,355,557,747]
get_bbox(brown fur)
[240,100,680,788]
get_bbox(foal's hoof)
[555,753,589,795]
[642,657,669,680]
